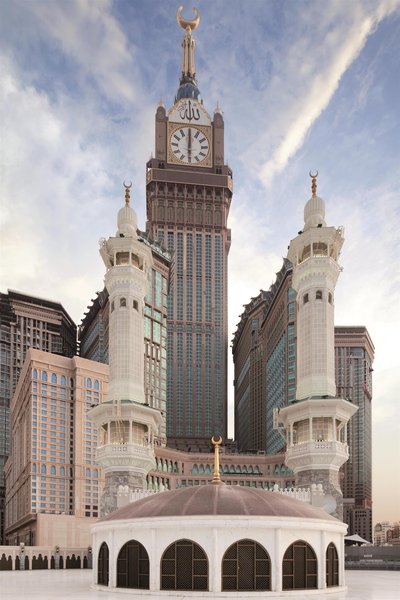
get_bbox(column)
[273,528,282,592]
[108,531,116,587]
[290,423,294,447]
[319,531,326,589]
[332,417,336,441]
[107,422,110,445]
[211,527,219,593]
[309,417,313,441]
[150,529,158,591]
[129,420,132,444]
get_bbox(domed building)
[91,443,345,596]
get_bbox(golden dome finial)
[309,170,318,197]
[176,5,200,33]
[123,180,132,207]
[211,435,222,483]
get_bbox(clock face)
[169,126,210,164]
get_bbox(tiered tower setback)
[89,186,163,516]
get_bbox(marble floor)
[0,570,399,599]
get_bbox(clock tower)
[146,8,233,449]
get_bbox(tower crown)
[175,6,202,103]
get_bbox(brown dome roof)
[101,483,335,522]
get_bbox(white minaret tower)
[278,173,357,520]
[89,183,163,516]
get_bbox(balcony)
[96,443,156,472]
[285,440,349,472]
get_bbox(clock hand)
[188,127,192,156]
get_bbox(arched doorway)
[221,539,271,591]
[282,540,317,590]
[160,539,208,591]
[326,542,339,587]
[97,542,109,586]
[117,540,149,589]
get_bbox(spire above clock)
[175,6,202,104]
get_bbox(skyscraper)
[335,326,374,540]
[0,290,76,543]
[145,8,233,449]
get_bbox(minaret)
[89,183,163,516]
[278,173,357,520]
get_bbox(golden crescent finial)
[309,170,318,197]
[211,435,222,446]
[123,180,132,206]
[176,5,200,32]
[211,435,223,484]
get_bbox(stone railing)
[288,440,348,456]
[0,545,92,571]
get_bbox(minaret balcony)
[285,440,349,473]
[96,442,156,472]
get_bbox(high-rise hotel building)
[4,349,108,546]
[0,291,76,544]
[145,11,232,448]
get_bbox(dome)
[303,194,326,231]
[101,482,336,522]
[117,204,137,238]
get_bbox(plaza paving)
[0,569,399,599]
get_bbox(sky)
[1,0,399,525]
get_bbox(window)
[50,466,56,475]
[303,294,309,304]
[86,468,91,477]
[116,540,149,590]
[32,464,36,473]
[328,293,333,304]
[282,540,317,590]
[51,373,57,384]
[40,465,46,474]
[222,539,270,591]
[98,543,109,586]
[161,539,208,591]
[316,290,322,300]
[133,300,138,310]
[61,375,66,385]
[326,543,339,587]
[33,369,38,380]
[94,380,99,391]
[42,371,47,382]
[120,297,126,308]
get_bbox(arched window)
[51,373,57,384]
[120,298,126,308]
[98,542,109,586]
[192,464,198,475]
[161,539,208,591]
[60,467,65,476]
[86,468,91,477]
[33,369,38,380]
[221,539,271,591]
[303,293,309,304]
[41,465,46,474]
[32,463,36,473]
[93,469,98,478]
[50,466,56,475]
[326,543,338,587]
[42,371,47,382]
[94,379,99,390]
[86,378,92,388]
[316,290,323,300]
[328,293,333,304]
[61,375,66,386]
[282,540,317,590]
[116,540,149,589]
[133,300,138,310]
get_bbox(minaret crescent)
[176,5,200,31]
